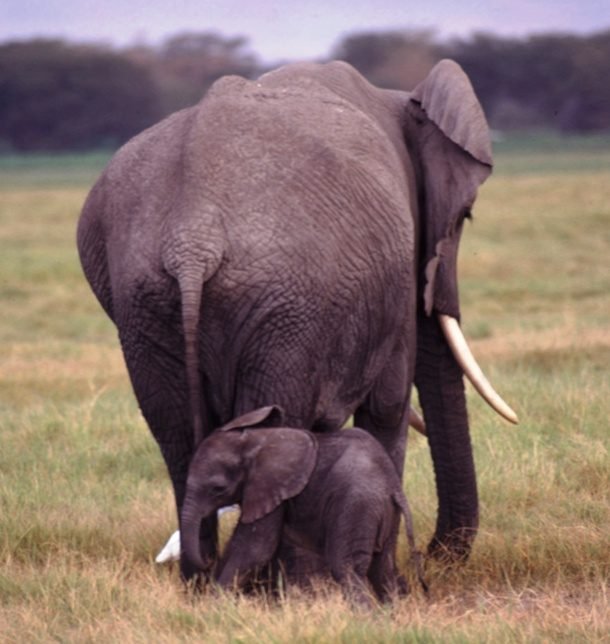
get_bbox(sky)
[2,0,609,63]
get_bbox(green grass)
[493,130,610,175]
[0,152,113,190]
[1,133,609,641]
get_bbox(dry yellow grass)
[0,560,607,642]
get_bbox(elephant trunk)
[181,497,213,575]
[415,313,478,561]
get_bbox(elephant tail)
[180,273,206,447]
[393,490,429,596]
[163,214,225,448]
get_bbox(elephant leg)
[327,552,375,610]
[367,550,408,603]
[117,325,217,580]
[325,502,380,609]
[355,406,409,477]
[215,509,284,590]
[366,518,406,602]
[354,345,412,476]
[274,540,328,589]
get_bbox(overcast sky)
[2,0,609,62]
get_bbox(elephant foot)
[395,573,411,597]
[238,562,281,598]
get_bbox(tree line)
[1,29,609,151]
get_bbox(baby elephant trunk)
[181,498,212,575]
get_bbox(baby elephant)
[181,406,426,605]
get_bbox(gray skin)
[181,406,426,606]
[77,59,493,579]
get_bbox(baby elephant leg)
[328,553,375,610]
[367,546,408,602]
[274,540,328,588]
[325,517,377,609]
[216,508,284,590]
[367,517,407,602]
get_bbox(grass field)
[1,132,609,642]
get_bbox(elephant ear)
[240,428,318,524]
[219,405,285,432]
[408,59,493,318]
[411,59,492,167]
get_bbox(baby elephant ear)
[219,405,285,431]
[241,428,318,524]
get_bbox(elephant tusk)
[438,314,519,425]
[409,408,427,436]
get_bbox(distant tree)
[331,30,441,90]
[127,31,261,114]
[0,39,160,151]
[556,30,610,131]
[444,30,610,132]
[332,27,610,133]
[2,28,609,152]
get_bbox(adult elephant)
[77,59,517,579]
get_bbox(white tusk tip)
[502,407,519,425]
[438,314,520,427]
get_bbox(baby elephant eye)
[209,484,226,496]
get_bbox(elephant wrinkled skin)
[77,59,497,578]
